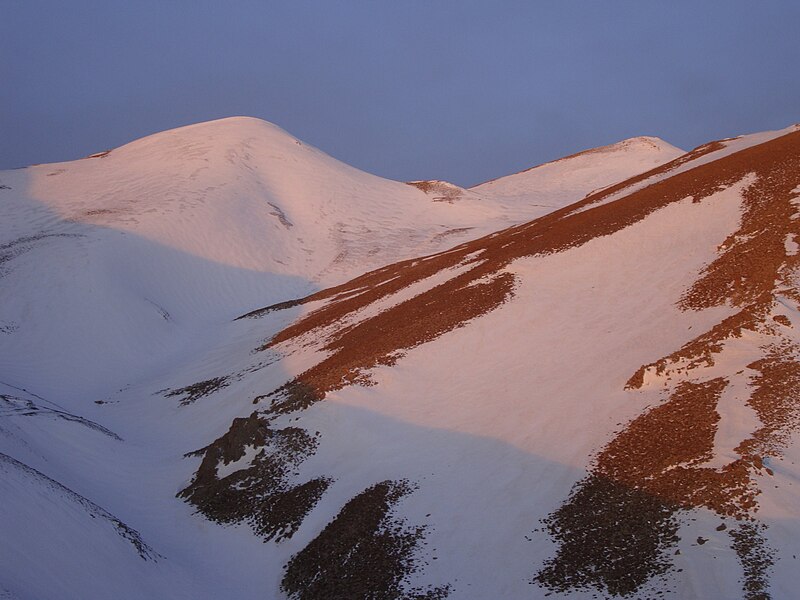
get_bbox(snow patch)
[216,444,262,479]
[785,234,799,256]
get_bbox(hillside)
[199,123,800,599]
[2,119,800,599]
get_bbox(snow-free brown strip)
[681,149,800,311]
[265,271,516,413]
[597,378,756,517]
[729,523,774,600]
[738,345,800,459]
[280,479,450,600]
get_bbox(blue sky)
[2,1,799,186]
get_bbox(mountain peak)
[609,135,679,151]
[548,135,683,164]
[109,115,303,158]
[469,134,685,216]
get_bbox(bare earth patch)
[179,412,330,543]
[281,480,450,600]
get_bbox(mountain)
[0,116,681,403]
[2,118,799,599]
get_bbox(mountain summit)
[471,134,683,211]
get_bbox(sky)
[2,1,799,187]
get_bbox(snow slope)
[6,118,800,599]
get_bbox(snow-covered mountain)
[0,116,681,402]
[3,117,800,600]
